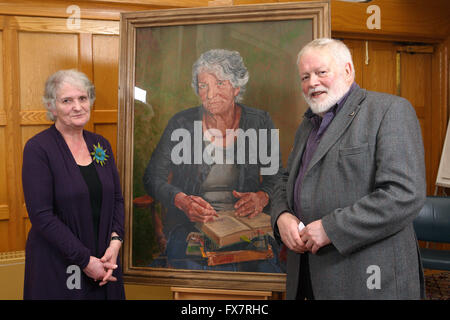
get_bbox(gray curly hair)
[191,49,249,103]
[43,69,96,121]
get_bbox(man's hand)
[299,219,331,254]
[233,190,268,218]
[174,192,218,223]
[276,212,307,253]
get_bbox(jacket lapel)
[305,87,367,174]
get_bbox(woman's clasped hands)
[83,240,121,286]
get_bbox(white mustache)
[308,87,328,96]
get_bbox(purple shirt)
[293,83,358,218]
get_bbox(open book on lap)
[196,210,273,248]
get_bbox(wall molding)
[0,250,25,265]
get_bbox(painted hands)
[174,190,269,222]
[174,192,218,223]
[233,190,269,218]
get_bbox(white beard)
[303,79,351,115]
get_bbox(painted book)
[196,210,272,248]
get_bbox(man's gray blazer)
[271,86,426,299]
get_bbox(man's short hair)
[297,38,355,79]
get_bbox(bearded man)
[271,38,426,300]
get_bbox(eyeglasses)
[57,95,90,106]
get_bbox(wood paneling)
[342,39,364,87]
[343,39,397,94]
[342,39,440,197]
[400,50,433,194]
[171,286,273,300]
[92,34,120,156]
[0,29,7,254]
[363,41,397,95]
[0,205,8,220]
[0,0,175,21]
[330,0,450,41]
[93,35,119,110]
[3,19,25,251]
[1,0,449,41]
[0,11,119,252]
[0,30,6,223]
[10,16,119,34]
[18,32,79,110]
[0,222,8,252]
[432,39,449,196]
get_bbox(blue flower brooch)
[91,143,109,166]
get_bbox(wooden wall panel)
[343,39,398,95]
[0,127,7,210]
[0,31,3,105]
[3,21,25,251]
[20,126,48,150]
[0,30,6,213]
[92,34,120,157]
[0,222,8,252]
[92,34,119,110]
[363,41,397,95]
[342,39,439,197]
[0,27,12,252]
[401,51,433,194]
[0,0,175,20]
[0,1,448,42]
[0,118,8,232]
[18,32,79,111]
[339,38,363,87]
[94,124,118,160]
[329,0,450,41]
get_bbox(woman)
[22,70,125,299]
[143,49,282,272]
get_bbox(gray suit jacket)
[271,86,426,299]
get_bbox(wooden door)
[398,46,433,196]
[342,39,435,195]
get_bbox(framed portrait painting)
[117,1,330,292]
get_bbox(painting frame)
[117,1,330,292]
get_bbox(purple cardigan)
[22,125,125,299]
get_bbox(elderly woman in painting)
[143,49,282,272]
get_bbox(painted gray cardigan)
[143,104,280,235]
[271,86,426,299]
